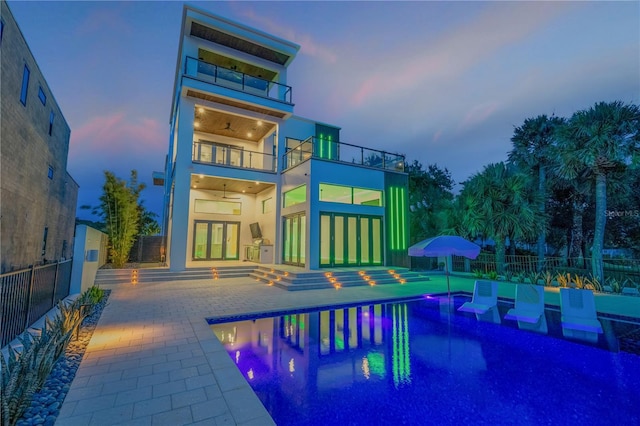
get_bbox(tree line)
[409,100,640,282]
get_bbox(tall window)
[38,86,46,105]
[20,65,30,106]
[42,227,48,256]
[1,19,5,45]
[262,197,273,214]
[47,166,54,179]
[49,111,55,135]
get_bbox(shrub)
[542,270,555,287]
[473,269,484,279]
[504,270,514,282]
[0,286,103,426]
[487,270,499,281]
[527,272,542,285]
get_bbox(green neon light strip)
[400,188,407,249]
[327,135,332,160]
[395,187,400,250]
[389,188,395,250]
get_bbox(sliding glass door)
[319,213,382,267]
[193,220,239,261]
[283,213,306,266]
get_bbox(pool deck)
[56,274,640,425]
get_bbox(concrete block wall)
[0,2,79,272]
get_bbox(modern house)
[159,5,409,272]
[0,2,79,273]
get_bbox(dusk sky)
[9,1,639,222]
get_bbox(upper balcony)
[193,140,276,173]
[283,137,406,173]
[184,57,292,105]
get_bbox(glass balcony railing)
[283,137,405,172]
[184,57,292,104]
[193,141,276,172]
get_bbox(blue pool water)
[209,296,640,425]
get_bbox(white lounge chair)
[458,280,499,314]
[559,287,603,343]
[504,284,548,333]
[458,280,500,323]
[621,279,640,296]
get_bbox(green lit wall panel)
[384,172,410,267]
[315,124,340,160]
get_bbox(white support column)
[168,99,195,271]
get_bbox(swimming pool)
[209,295,640,425]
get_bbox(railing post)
[361,148,364,165]
[51,260,60,308]
[248,151,252,169]
[24,264,36,329]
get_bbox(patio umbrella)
[408,235,481,299]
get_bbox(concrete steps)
[94,265,429,290]
[94,266,257,285]
[249,266,429,291]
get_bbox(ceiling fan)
[218,184,240,200]
[221,122,236,132]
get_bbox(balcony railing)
[184,57,292,104]
[193,141,276,172]
[283,137,405,172]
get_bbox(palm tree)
[459,162,539,274]
[556,101,640,282]
[508,115,565,271]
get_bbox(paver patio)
[56,274,640,425]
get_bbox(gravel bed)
[16,290,111,426]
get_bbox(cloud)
[69,112,164,159]
[74,5,133,37]
[68,112,167,218]
[348,2,575,107]
[234,7,338,63]
[461,101,501,129]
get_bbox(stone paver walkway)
[56,274,640,425]
[56,275,451,425]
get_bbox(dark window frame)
[47,166,54,180]
[48,111,55,135]
[20,65,30,106]
[38,86,46,105]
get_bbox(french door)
[193,220,239,261]
[320,213,382,267]
[283,213,306,266]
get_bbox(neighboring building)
[0,2,78,273]
[159,5,408,271]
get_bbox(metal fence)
[450,253,640,284]
[1,259,73,347]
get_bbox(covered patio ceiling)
[190,175,274,194]
[194,107,276,143]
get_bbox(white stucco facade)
[161,5,409,271]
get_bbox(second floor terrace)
[184,56,293,105]
[193,139,276,172]
[283,137,406,173]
